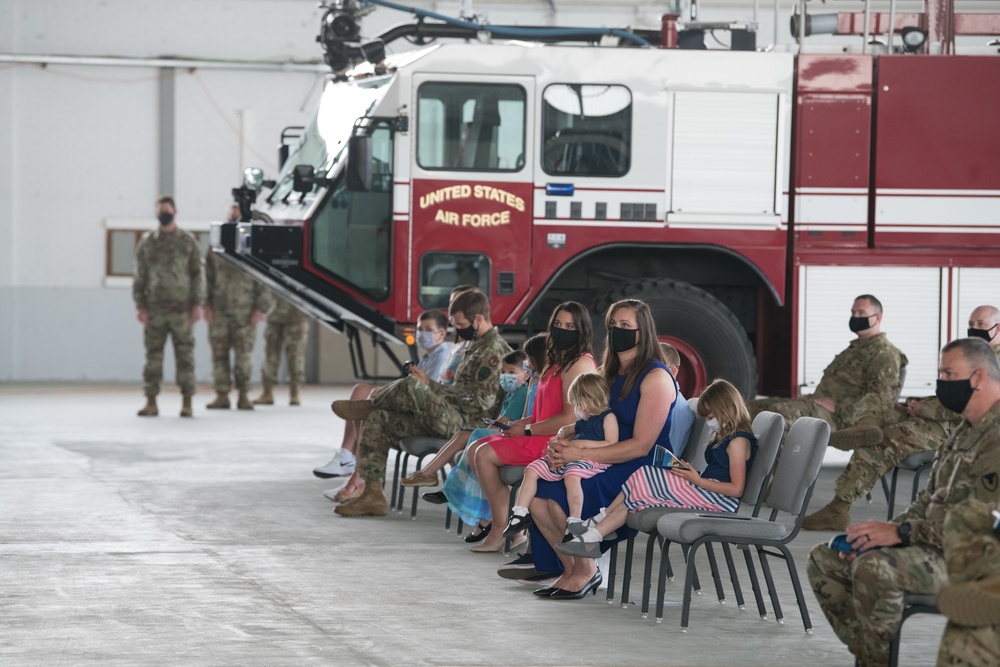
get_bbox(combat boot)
[253,384,274,405]
[802,497,851,531]
[236,390,254,411]
[331,399,374,421]
[334,482,388,517]
[137,395,158,417]
[180,395,193,418]
[828,417,884,451]
[206,392,231,409]
[289,384,301,406]
[937,575,1000,626]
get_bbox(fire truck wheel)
[590,279,757,399]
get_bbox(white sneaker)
[313,450,356,478]
[322,486,345,501]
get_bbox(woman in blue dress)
[527,299,678,600]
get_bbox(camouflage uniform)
[356,327,511,483]
[937,497,1000,667]
[133,228,204,397]
[205,250,271,393]
[261,298,308,389]
[749,332,907,433]
[808,400,1000,667]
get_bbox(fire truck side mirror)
[292,165,316,194]
[347,134,372,192]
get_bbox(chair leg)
[886,465,902,520]
[444,507,452,531]
[620,531,636,608]
[654,537,672,623]
[705,543,726,604]
[396,453,411,511]
[605,542,618,603]
[722,543,745,610]
[779,544,813,632]
[740,544,768,619]
[757,546,784,623]
[389,449,403,510]
[679,541,705,631]
[640,533,659,617]
[911,463,930,504]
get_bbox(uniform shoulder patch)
[982,472,999,493]
[478,366,491,382]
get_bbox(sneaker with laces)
[313,450,356,479]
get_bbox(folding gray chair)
[396,436,449,518]
[655,416,830,631]
[638,410,784,616]
[500,465,525,553]
[879,450,936,520]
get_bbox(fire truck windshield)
[269,74,392,203]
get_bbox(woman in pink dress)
[465,301,596,552]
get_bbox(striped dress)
[526,410,614,482]
[622,430,758,514]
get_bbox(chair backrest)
[766,416,831,515]
[743,411,784,504]
[679,397,711,471]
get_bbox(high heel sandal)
[549,570,602,600]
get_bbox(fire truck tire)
[589,279,757,398]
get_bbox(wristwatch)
[524,424,533,436]
[896,521,912,546]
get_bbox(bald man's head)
[968,305,1000,343]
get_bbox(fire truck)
[213,0,1000,399]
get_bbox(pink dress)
[485,355,595,465]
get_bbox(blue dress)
[530,360,677,573]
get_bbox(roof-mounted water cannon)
[232,167,276,222]
[317,0,385,73]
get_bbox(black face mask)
[455,320,477,341]
[968,326,997,343]
[157,212,174,226]
[849,315,873,333]
[936,377,976,414]
[608,326,638,353]
[549,327,579,351]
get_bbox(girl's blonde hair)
[567,372,611,417]
[696,379,752,446]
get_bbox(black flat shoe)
[422,490,447,505]
[549,571,602,600]
[502,513,533,537]
[464,522,492,544]
[533,586,562,596]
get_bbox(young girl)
[557,378,757,556]
[502,373,619,538]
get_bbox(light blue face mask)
[500,373,521,394]
[523,362,539,379]
[415,330,438,350]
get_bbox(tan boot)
[206,392,230,409]
[331,399,374,421]
[137,396,158,417]
[180,395,193,418]
[236,390,253,411]
[937,576,1000,627]
[828,418,884,451]
[802,497,851,531]
[253,384,274,405]
[289,384,301,406]
[334,482,387,517]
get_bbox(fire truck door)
[408,74,535,322]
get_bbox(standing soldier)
[253,296,309,406]
[204,204,271,411]
[133,196,204,417]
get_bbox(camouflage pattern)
[357,327,511,483]
[938,498,1000,667]
[261,299,309,388]
[808,400,1000,667]
[133,228,204,397]
[749,333,907,433]
[205,251,271,393]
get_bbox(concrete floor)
[0,385,947,666]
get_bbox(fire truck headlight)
[901,27,927,53]
[243,167,264,192]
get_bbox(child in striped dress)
[502,373,619,538]
[557,378,757,557]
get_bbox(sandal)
[503,513,533,538]
[334,478,365,503]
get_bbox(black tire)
[589,279,757,398]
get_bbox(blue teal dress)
[530,360,677,573]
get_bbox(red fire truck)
[214,0,1000,399]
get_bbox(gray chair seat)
[898,450,935,470]
[500,465,524,486]
[626,506,702,533]
[657,512,787,544]
[399,436,449,456]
